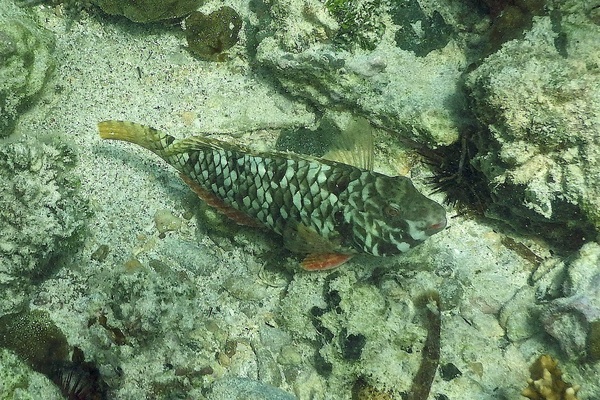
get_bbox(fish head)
[348,174,447,256]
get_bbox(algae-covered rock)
[465,11,600,244]
[323,0,386,51]
[254,0,471,147]
[390,0,453,57]
[209,377,296,400]
[0,349,63,400]
[279,270,431,397]
[91,0,203,23]
[183,7,242,61]
[540,243,600,362]
[0,2,55,137]
[0,136,88,315]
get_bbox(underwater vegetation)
[323,0,385,50]
[0,309,108,399]
[323,0,453,55]
[389,0,453,57]
[91,0,202,23]
[183,7,242,61]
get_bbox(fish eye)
[384,205,400,217]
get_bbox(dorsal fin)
[322,117,374,171]
[168,135,252,155]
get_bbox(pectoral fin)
[283,220,336,253]
[283,220,353,270]
[301,253,354,271]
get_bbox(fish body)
[98,121,446,270]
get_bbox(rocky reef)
[0,0,55,137]
[540,243,600,363]
[253,0,469,147]
[1,0,600,398]
[464,0,600,246]
[0,136,88,315]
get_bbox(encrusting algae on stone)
[98,119,446,270]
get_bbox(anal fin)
[301,253,353,271]
[179,173,263,228]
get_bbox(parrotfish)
[98,120,446,270]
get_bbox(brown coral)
[522,355,580,400]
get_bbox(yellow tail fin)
[98,120,175,154]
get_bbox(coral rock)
[0,1,55,137]
[0,136,88,315]
[541,243,600,362]
[465,9,600,244]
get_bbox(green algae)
[92,0,203,23]
[183,7,242,61]
[390,0,453,57]
[324,0,385,50]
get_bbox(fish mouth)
[424,218,447,236]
